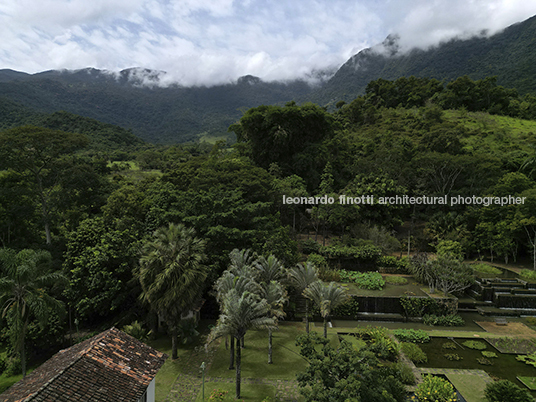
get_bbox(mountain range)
[0,14,535,144]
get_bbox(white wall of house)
[138,378,156,402]
[147,378,156,402]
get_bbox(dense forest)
[0,74,536,385]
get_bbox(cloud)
[0,0,535,86]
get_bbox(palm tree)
[0,248,67,377]
[213,270,261,369]
[136,223,208,359]
[208,289,275,399]
[288,262,319,333]
[228,248,257,278]
[262,280,288,364]
[254,254,286,284]
[303,281,349,338]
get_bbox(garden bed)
[416,337,536,396]
[485,337,536,354]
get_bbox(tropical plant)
[303,281,350,338]
[485,379,533,402]
[415,375,457,402]
[122,320,150,342]
[0,248,67,377]
[207,290,276,399]
[136,223,209,359]
[254,254,286,285]
[262,280,288,364]
[288,262,319,333]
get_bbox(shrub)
[339,270,385,290]
[3,356,21,377]
[400,296,453,317]
[394,362,416,385]
[415,375,457,402]
[520,269,536,281]
[331,296,359,318]
[423,314,465,327]
[485,379,533,402]
[462,340,487,350]
[384,275,408,285]
[307,253,328,270]
[301,239,321,254]
[401,342,427,363]
[369,337,400,361]
[393,329,430,343]
[472,263,502,275]
[377,256,410,273]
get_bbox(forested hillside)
[313,14,536,106]
[0,15,535,144]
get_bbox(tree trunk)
[323,317,328,338]
[305,299,310,334]
[241,335,245,348]
[229,336,235,369]
[21,338,26,378]
[171,328,178,359]
[236,336,242,399]
[268,329,273,364]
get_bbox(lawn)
[148,333,204,402]
[447,373,488,402]
[194,381,276,402]
[208,322,311,380]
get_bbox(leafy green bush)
[393,329,430,343]
[301,239,321,254]
[423,314,465,327]
[320,244,382,263]
[472,263,502,275]
[520,269,536,281]
[462,340,487,350]
[383,275,408,285]
[485,379,533,402]
[400,296,453,317]
[339,270,385,290]
[401,342,427,363]
[307,253,328,270]
[415,375,457,402]
[482,351,498,358]
[484,380,532,402]
[369,337,400,361]
[394,362,416,385]
[3,356,21,377]
[331,296,359,318]
[377,256,410,273]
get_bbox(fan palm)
[208,289,276,399]
[228,248,257,278]
[137,223,208,359]
[288,262,319,333]
[0,248,67,377]
[262,280,288,364]
[303,281,350,338]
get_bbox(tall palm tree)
[254,254,286,284]
[0,248,67,377]
[262,280,288,364]
[213,270,261,369]
[288,262,319,333]
[208,289,275,399]
[136,223,208,359]
[304,281,350,338]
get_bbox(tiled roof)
[0,327,167,402]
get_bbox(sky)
[1,0,536,86]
